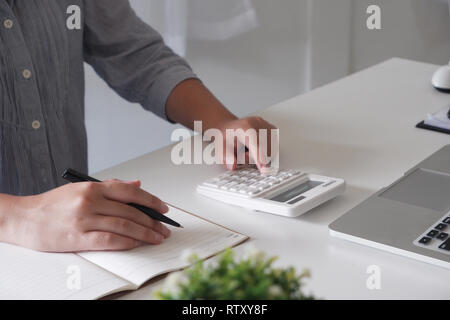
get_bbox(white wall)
[85,0,450,174]
[184,0,310,115]
[350,0,450,72]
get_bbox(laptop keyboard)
[414,210,450,254]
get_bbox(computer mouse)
[431,62,450,93]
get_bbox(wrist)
[213,115,239,132]
[0,194,32,243]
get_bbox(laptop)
[329,145,450,269]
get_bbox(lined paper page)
[0,243,132,299]
[79,206,248,286]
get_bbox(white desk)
[97,58,450,299]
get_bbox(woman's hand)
[1,180,171,252]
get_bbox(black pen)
[62,168,183,228]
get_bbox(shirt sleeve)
[83,0,198,121]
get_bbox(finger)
[100,181,169,213]
[235,143,248,166]
[244,150,250,164]
[240,125,276,172]
[265,122,278,160]
[268,128,280,171]
[83,231,141,251]
[88,216,165,245]
[97,199,171,238]
[222,137,237,171]
[237,132,263,171]
[105,179,141,188]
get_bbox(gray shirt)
[0,0,197,196]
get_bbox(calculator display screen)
[270,180,323,203]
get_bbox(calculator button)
[203,182,219,188]
[437,232,448,240]
[419,237,432,245]
[287,170,301,176]
[435,223,447,231]
[245,187,255,194]
[427,230,439,238]
[220,183,234,190]
[443,217,450,224]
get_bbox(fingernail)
[155,233,164,242]
[162,226,171,237]
[259,166,272,176]
[160,203,169,213]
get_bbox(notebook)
[417,105,450,134]
[0,206,248,299]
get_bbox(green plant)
[155,247,315,300]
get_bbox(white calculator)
[197,166,345,217]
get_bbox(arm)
[83,0,197,121]
[166,79,238,131]
[0,194,24,245]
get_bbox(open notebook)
[0,206,248,299]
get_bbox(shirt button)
[3,19,13,29]
[32,120,41,130]
[22,69,32,79]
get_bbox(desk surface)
[97,58,450,299]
